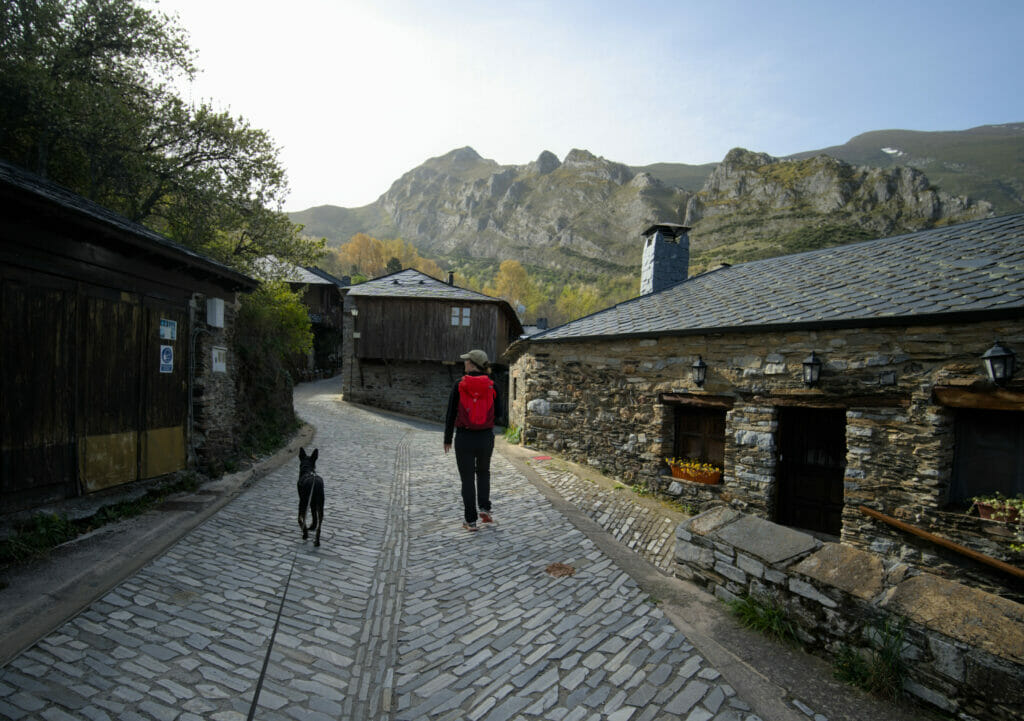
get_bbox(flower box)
[669,465,721,485]
[975,502,1020,523]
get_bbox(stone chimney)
[447,271,455,286]
[640,223,690,295]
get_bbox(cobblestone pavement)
[0,381,765,721]
[522,460,683,574]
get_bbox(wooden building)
[506,215,1024,596]
[341,269,522,421]
[257,257,349,378]
[1,160,256,513]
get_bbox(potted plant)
[970,493,1024,523]
[665,457,722,485]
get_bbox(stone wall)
[674,507,1024,721]
[341,356,457,423]
[508,319,1024,596]
[189,293,242,472]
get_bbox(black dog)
[297,447,325,546]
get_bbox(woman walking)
[443,349,502,531]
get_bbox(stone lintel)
[791,543,885,601]
[712,515,819,565]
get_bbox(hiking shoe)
[479,511,493,524]
[463,522,478,532]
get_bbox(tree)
[484,260,543,318]
[555,283,603,323]
[326,233,445,281]
[0,0,320,273]
[233,280,311,453]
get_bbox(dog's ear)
[299,447,307,460]
[311,449,318,462]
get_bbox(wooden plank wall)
[1,271,189,511]
[1,276,78,508]
[355,298,503,362]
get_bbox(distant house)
[258,257,349,378]
[341,269,523,421]
[0,160,257,513]
[506,216,1024,595]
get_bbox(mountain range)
[291,123,1023,282]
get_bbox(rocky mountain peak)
[529,150,561,175]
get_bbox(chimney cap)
[642,223,690,238]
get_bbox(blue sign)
[160,345,174,373]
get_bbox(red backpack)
[456,374,496,430]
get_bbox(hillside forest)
[319,233,631,327]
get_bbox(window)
[673,406,726,466]
[951,409,1024,503]
[451,306,470,326]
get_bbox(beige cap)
[460,349,490,368]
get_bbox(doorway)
[776,407,847,536]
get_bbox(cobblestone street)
[0,379,907,721]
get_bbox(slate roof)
[254,256,348,286]
[304,266,348,287]
[0,160,256,290]
[533,213,1024,342]
[346,268,502,303]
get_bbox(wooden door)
[78,293,143,492]
[1,277,78,510]
[140,304,188,478]
[776,408,846,535]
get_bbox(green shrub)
[833,618,907,700]
[0,513,77,566]
[727,593,800,645]
[503,424,522,444]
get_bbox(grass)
[503,424,522,444]
[0,472,200,569]
[833,618,907,701]
[727,593,800,646]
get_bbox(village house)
[0,160,257,513]
[341,268,522,422]
[505,216,1024,595]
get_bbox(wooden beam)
[659,393,735,409]
[858,505,1024,581]
[757,393,910,408]
[932,385,1024,412]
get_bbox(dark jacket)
[444,371,503,445]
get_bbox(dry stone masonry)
[674,507,1024,721]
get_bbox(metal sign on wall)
[212,346,227,373]
[159,318,177,340]
[160,344,174,373]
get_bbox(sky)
[150,0,1024,212]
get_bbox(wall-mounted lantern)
[692,356,708,387]
[350,308,359,316]
[982,341,1016,385]
[802,351,822,387]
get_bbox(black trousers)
[454,429,493,524]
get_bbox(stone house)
[0,160,257,512]
[341,269,522,422]
[505,216,1024,596]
